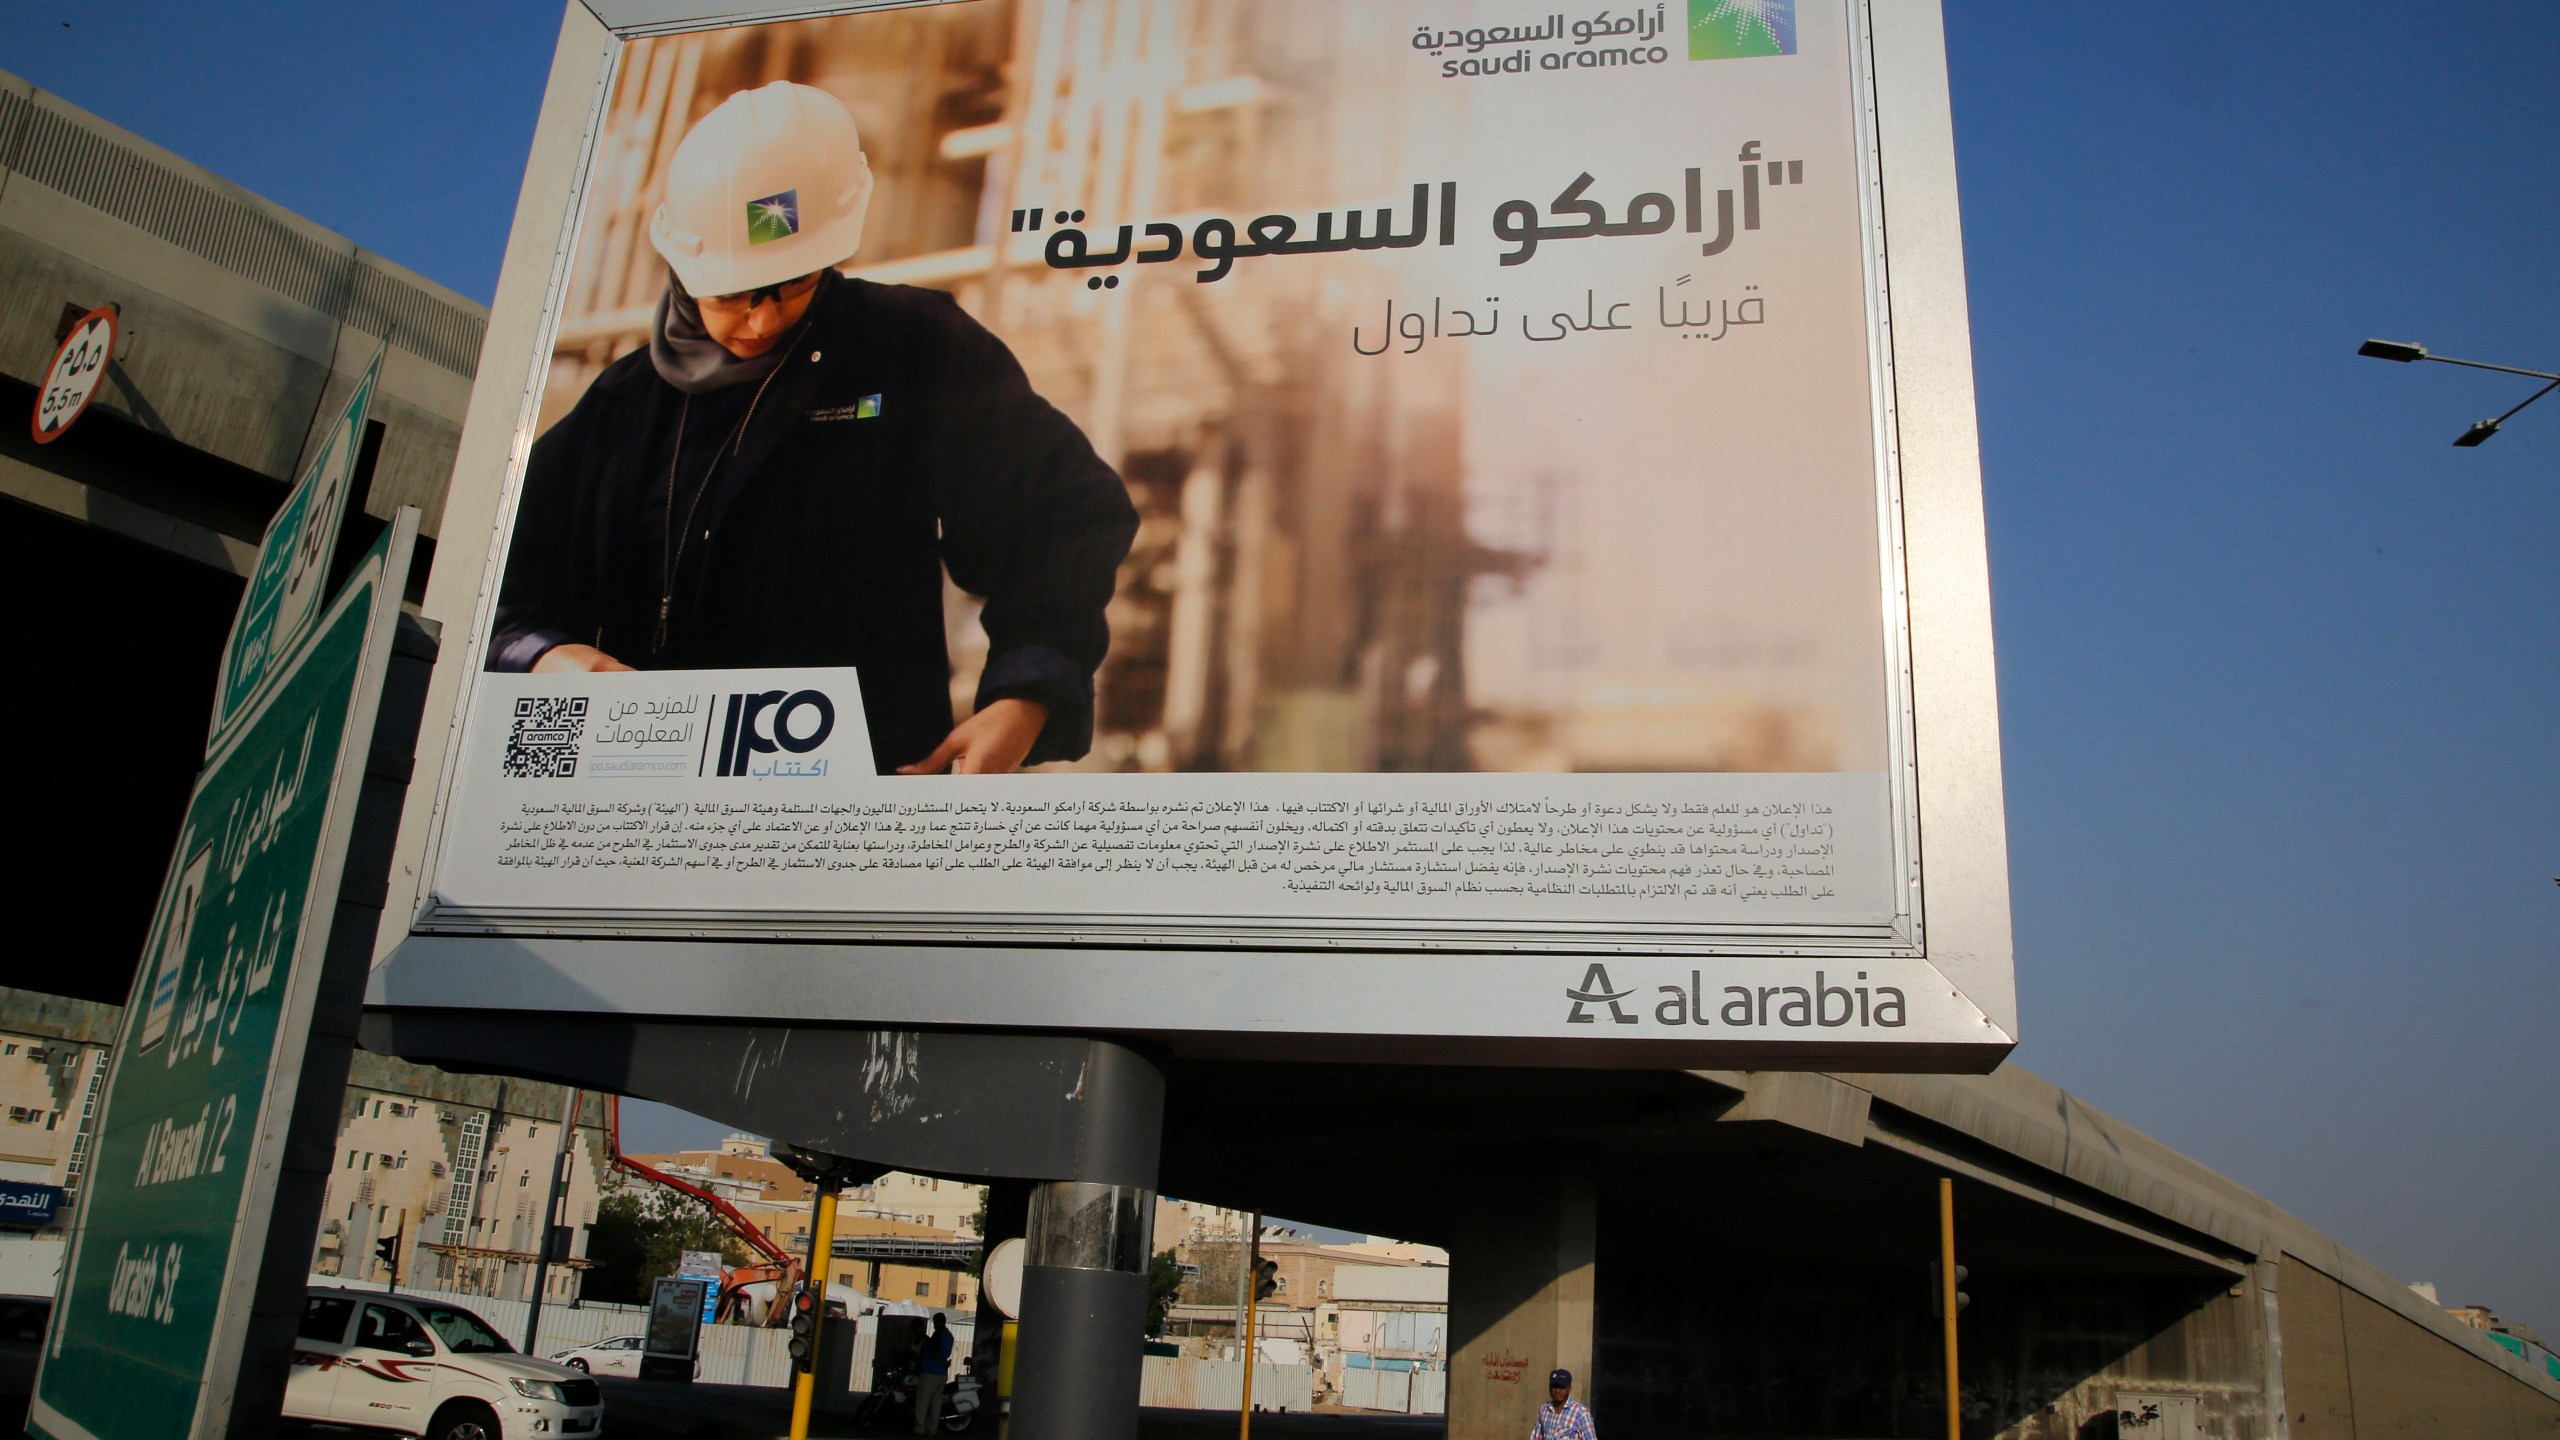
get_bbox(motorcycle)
[855,1355,984,1433]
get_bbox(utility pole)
[787,1186,841,1440]
[1938,1177,1960,1440]
[1238,1211,1262,1440]
[521,1088,580,1356]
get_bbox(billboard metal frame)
[374,0,2015,1069]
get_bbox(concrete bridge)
[1152,1060,2560,1439]
[0,65,483,1004]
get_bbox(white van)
[287,1287,604,1439]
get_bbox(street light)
[2357,338,2560,447]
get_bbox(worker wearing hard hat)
[490,82,1137,776]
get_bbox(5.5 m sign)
[31,304,117,445]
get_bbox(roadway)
[594,1378,1444,1440]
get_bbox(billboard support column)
[1446,1171,1598,1440]
[1009,1042,1163,1440]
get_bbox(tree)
[581,1176,752,1305]
[1145,1249,1186,1338]
[1180,1235,1243,1308]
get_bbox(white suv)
[287,1287,604,1439]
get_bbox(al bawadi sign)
[378,0,2016,1069]
[32,520,414,1440]
[206,346,384,747]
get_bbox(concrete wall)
[1448,1172,1595,1440]
[2279,1255,2560,1440]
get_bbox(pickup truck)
[287,1287,603,1439]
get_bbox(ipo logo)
[715,689,836,775]
[1690,0,1796,59]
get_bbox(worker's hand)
[532,643,635,673]
[899,698,1049,776]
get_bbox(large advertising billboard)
[383,0,2014,1066]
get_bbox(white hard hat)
[650,82,873,297]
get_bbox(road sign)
[207,346,385,747]
[30,518,415,1440]
[31,304,117,445]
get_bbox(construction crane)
[603,1095,803,1326]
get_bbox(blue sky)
[14,1,2556,1331]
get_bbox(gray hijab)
[648,269,800,395]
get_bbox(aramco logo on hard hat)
[1689,0,1796,60]
[746,189,802,247]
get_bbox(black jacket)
[491,276,1138,772]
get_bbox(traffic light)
[1930,1262,1970,1318]
[787,1282,820,1371]
[373,1226,403,1282]
[1252,1258,1279,1304]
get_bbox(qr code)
[502,696,588,778]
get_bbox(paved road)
[0,1377,1447,1440]
[596,1379,1445,1440]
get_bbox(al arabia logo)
[1690,0,1796,60]
[746,188,801,246]
[1565,963,1640,1025]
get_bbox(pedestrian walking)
[1530,1368,1596,1440]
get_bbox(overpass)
[832,1235,981,1271]
[371,1000,2560,1440]
[0,65,482,1009]
[1148,1059,2560,1440]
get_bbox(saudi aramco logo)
[1689,0,1796,60]
[746,189,801,246]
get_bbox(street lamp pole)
[2357,338,2560,446]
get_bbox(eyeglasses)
[696,271,824,316]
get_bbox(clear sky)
[13,0,2555,1333]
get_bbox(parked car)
[286,1287,603,1439]
[546,1335,697,1379]
[547,1335,644,1378]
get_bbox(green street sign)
[32,517,414,1440]
[207,347,384,746]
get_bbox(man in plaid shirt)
[1530,1368,1596,1440]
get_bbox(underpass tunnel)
[0,498,244,1004]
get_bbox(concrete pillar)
[1007,1041,1163,1440]
[1448,1169,1598,1440]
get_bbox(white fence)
[1140,1357,1314,1412]
[1339,1366,1447,1415]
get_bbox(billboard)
[382,0,2013,1066]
